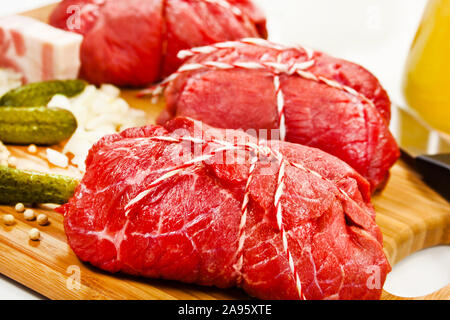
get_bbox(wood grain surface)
[0,4,448,300]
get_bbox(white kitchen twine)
[141,38,377,140]
[123,132,371,299]
[177,38,313,60]
[233,144,260,286]
[274,53,287,141]
[123,135,304,298]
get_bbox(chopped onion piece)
[48,84,147,171]
[46,148,69,168]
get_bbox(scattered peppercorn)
[29,228,40,241]
[2,214,15,226]
[24,209,36,221]
[27,144,37,154]
[37,214,48,226]
[14,203,25,213]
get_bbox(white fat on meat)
[0,15,83,83]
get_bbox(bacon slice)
[0,15,83,83]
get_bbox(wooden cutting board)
[0,4,449,300]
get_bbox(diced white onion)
[46,148,69,168]
[0,70,146,173]
[48,84,147,171]
[0,141,10,166]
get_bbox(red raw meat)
[59,118,390,300]
[151,39,400,191]
[0,15,82,83]
[49,0,266,86]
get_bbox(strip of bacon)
[0,15,83,83]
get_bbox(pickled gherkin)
[0,107,77,145]
[0,166,79,204]
[0,79,86,107]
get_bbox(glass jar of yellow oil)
[403,0,450,134]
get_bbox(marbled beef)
[59,118,390,300]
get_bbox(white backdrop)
[256,0,428,105]
[0,0,448,300]
[0,0,427,104]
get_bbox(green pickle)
[0,166,79,205]
[0,107,77,145]
[0,79,86,107]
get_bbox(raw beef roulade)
[147,39,400,191]
[49,0,267,86]
[59,118,390,300]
